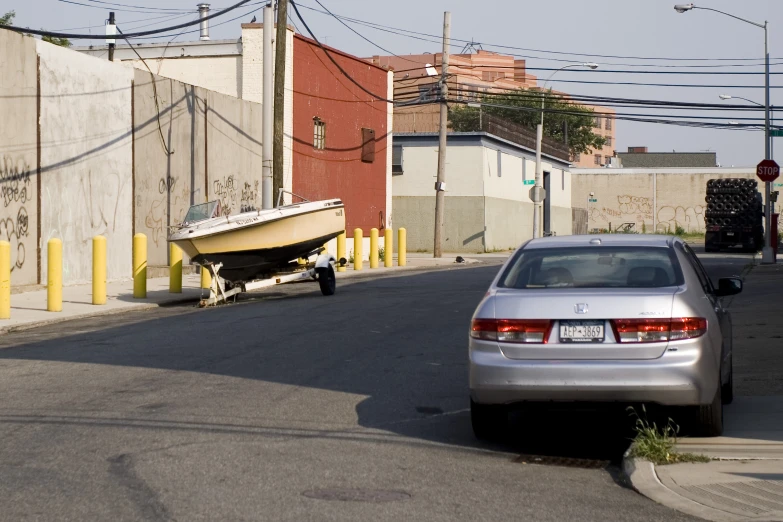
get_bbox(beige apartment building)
[369,49,615,167]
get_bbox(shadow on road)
[0,263,718,468]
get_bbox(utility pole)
[261,3,274,209]
[273,0,288,206]
[107,12,116,61]
[761,20,774,264]
[433,11,450,258]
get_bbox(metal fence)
[481,114,571,162]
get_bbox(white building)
[392,132,573,252]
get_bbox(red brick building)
[292,35,392,235]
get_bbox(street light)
[532,62,599,239]
[675,3,774,263]
[718,94,774,157]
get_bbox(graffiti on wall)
[240,181,258,213]
[1,156,33,272]
[589,194,653,225]
[213,175,236,216]
[656,205,705,233]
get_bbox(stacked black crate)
[704,178,764,249]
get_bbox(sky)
[5,0,783,167]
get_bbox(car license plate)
[559,321,604,342]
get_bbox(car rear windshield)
[497,246,684,289]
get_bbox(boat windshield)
[183,201,220,224]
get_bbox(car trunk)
[491,287,678,360]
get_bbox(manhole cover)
[513,454,610,469]
[302,488,411,503]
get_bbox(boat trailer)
[198,248,346,307]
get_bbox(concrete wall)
[241,24,294,200]
[392,135,573,251]
[572,168,765,234]
[0,31,38,287]
[206,89,264,215]
[130,57,242,99]
[133,70,207,266]
[392,196,485,253]
[0,33,275,289]
[37,39,134,285]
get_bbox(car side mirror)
[715,277,742,297]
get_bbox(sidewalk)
[0,253,504,335]
[625,262,783,522]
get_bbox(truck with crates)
[704,178,764,253]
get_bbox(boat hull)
[169,202,345,282]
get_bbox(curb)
[621,456,738,522]
[1,262,503,335]
[0,296,201,336]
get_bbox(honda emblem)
[574,303,588,314]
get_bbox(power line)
[81,0,191,12]
[293,2,780,64]
[310,0,424,65]
[57,0,188,15]
[289,0,394,103]
[395,83,779,111]
[128,3,263,40]
[2,0,253,39]
[447,99,765,130]
[390,63,783,76]
[51,11,194,31]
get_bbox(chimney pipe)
[198,3,210,41]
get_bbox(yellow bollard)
[384,228,393,268]
[336,232,346,272]
[354,228,363,270]
[169,243,182,294]
[92,235,107,305]
[133,233,147,298]
[398,228,407,267]
[370,228,379,269]
[200,265,211,289]
[0,241,10,319]
[47,238,62,312]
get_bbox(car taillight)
[611,318,707,343]
[470,319,552,343]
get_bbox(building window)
[594,154,602,166]
[497,150,502,177]
[313,117,325,150]
[605,155,612,165]
[392,145,403,175]
[594,116,602,128]
[361,128,375,163]
[606,136,612,148]
[605,117,612,130]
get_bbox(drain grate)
[302,488,411,503]
[512,454,610,469]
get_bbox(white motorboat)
[168,194,346,283]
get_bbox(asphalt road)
[0,252,756,522]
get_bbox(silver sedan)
[469,234,742,440]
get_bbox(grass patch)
[626,406,711,465]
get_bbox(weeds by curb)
[626,406,711,466]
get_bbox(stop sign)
[757,159,780,182]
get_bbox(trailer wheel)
[317,265,336,296]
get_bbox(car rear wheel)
[722,356,734,405]
[470,399,508,442]
[691,386,723,437]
